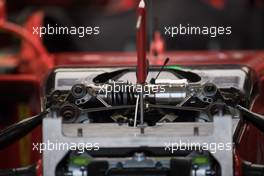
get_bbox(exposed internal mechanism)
[43,66,252,176]
[56,150,220,176]
[56,80,223,125]
[46,67,246,126]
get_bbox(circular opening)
[71,84,87,98]
[74,86,83,94]
[203,83,217,97]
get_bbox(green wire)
[165,65,190,71]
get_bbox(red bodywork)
[0,1,264,175]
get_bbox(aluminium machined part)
[43,113,235,176]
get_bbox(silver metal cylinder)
[94,79,188,105]
[148,79,188,104]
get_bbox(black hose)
[0,110,49,150]
[237,105,264,133]
[0,164,36,176]
[242,160,264,176]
